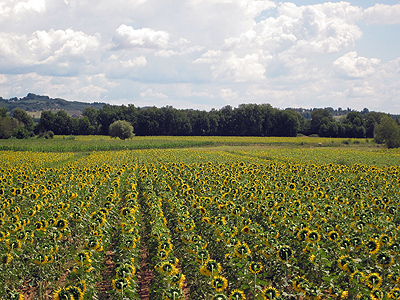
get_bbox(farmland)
[1,137,400,300]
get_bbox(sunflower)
[307,230,321,243]
[55,219,68,231]
[67,286,84,300]
[277,245,293,262]
[297,228,309,241]
[1,253,13,264]
[328,230,340,241]
[200,260,222,276]
[116,263,136,279]
[376,251,393,267]
[229,289,246,300]
[338,255,354,273]
[6,239,22,251]
[358,293,373,300]
[304,285,321,300]
[350,270,365,283]
[365,239,380,255]
[112,277,131,293]
[171,273,186,289]
[53,287,69,300]
[164,287,184,300]
[234,241,251,259]
[249,261,263,274]
[388,288,400,300]
[388,271,400,285]
[350,237,363,249]
[224,253,233,262]
[293,276,309,293]
[74,251,92,266]
[262,286,280,300]
[3,290,24,300]
[364,273,383,289]
[212,294,228,300]
[159,261,178,276]
[211,275,228,292]
[371,288,385,300]
[34,253,48,265]
[196,249,210,263]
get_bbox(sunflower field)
[0,142,400,300]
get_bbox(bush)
[109,120,135,140]
[37,130,54,139]
[12,126,33,139]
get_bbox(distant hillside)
[0,93,106,118]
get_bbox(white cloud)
[220,88,239,101]
[192,0,276,18]
[120,56,147,68]
[140,88,168,99]
[195,2,363,83]
[112,24,169,49]
[243,2,362,54]
[0,29,101,74]
[347,84,376,98]
[363,4,400,25]
[14,0,46,13]
[333,51,381,78]
[211,53,266,82]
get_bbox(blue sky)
[1,0,400,113]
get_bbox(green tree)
[342,111,366,138]
[109,120,134,140]
[374,115,400,148]
[310,109,336,136]
[12,108,34,131]
[12,126,33,139]
[0,114,18,139]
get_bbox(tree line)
[1,103,400,147]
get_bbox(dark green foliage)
[374,115,400,148]
[7,93,400,140]
[0,107,19,139]
[12,107,34,131]
[109,120,135,140]
[12,126,34,139]
[37,130,54,139]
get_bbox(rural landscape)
[1,94,400,300]
[1,0,400,298]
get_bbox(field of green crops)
[1,137,400,300]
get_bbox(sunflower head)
[211,275,228,293]
[376,252,393,267]
[212,293,228,300]
[249,261,263,274]
[277,245,293,262]
[365,273,383,289]
[229,289,246,300]
[164,287,184,300]
[112,277,130,292]
[365,239,380,255]
[263,286,280,300]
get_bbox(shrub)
[37,130,54,139]
[109,120,135,140]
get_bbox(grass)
[0,136,377,152]
[0,136,216,152]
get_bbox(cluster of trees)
[0,107,35,139]
[1,103,400,147]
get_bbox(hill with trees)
[0,93,106,119]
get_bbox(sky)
[1,0,400,113]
